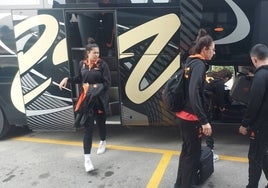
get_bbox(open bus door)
[63,5,181,128]
[64,10,121,125]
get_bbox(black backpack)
[162,59,196,112]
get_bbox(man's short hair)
[250,43,268,61]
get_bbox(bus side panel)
[117,7,181,126]
[252,1,268,47]
[117,0,260,126]
[12,9,75,131]
[0,10,27,126]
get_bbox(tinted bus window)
[200,0,254,65]
[0,11,16,55]
[53,0,179,5]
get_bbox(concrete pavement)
[0,125,267,188]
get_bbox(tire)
[0,108,11,139]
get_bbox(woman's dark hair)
[194,28,208,43]
[250,43,268,61]
[84,37,99,59]
[208,68,233,80]
[189,28,213,55]
[190,34,214,55]
[87,37,96,44]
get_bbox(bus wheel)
[0,108,11,139]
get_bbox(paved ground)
[0,124,267,188]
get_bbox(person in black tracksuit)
[59,39,111,172]
[239,44,268,188]
[205,69,232,114]
[204,68,232,150]
[174,34,215,188]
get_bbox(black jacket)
[204,77,226,109]
[242,65,268,131]
[183,57,209,125]
[68,59,111,115]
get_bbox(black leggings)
[83,112,106,154]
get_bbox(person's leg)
[174,120,201,188]
[96,111,106,141]
[96,111,107,154]
[83,115,95,154]
[174,121,184,188]
[262,149,268,181]
[260,133,268,183]
[246,138,262,188]
[83,114,95,172]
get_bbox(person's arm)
[188,62,209,125]
[241,72,265,130]
[67,61,83,84]
[59,61,83,90]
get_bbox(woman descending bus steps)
[59,38,111,172]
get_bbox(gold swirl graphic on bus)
[12,14,68,112]
[118,13,181,104]
[14,15,58,74]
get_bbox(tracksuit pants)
[83,112,106,154]
[246,130,268,188]
[174,119,202,188]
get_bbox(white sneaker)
[84,158,94,172]
[213,153,219,162]
[97,140,106,154]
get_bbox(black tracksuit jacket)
[242,65,268,131]
[182,57,210,125]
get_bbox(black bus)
[0,0,266,138]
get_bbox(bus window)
[131,0,170,3]
[53,0,178,5]
[0,0,52,8]
[0,0,40,6]
[0,11,16,55]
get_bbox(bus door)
[64,10,121,125]
[13,8,75,131]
